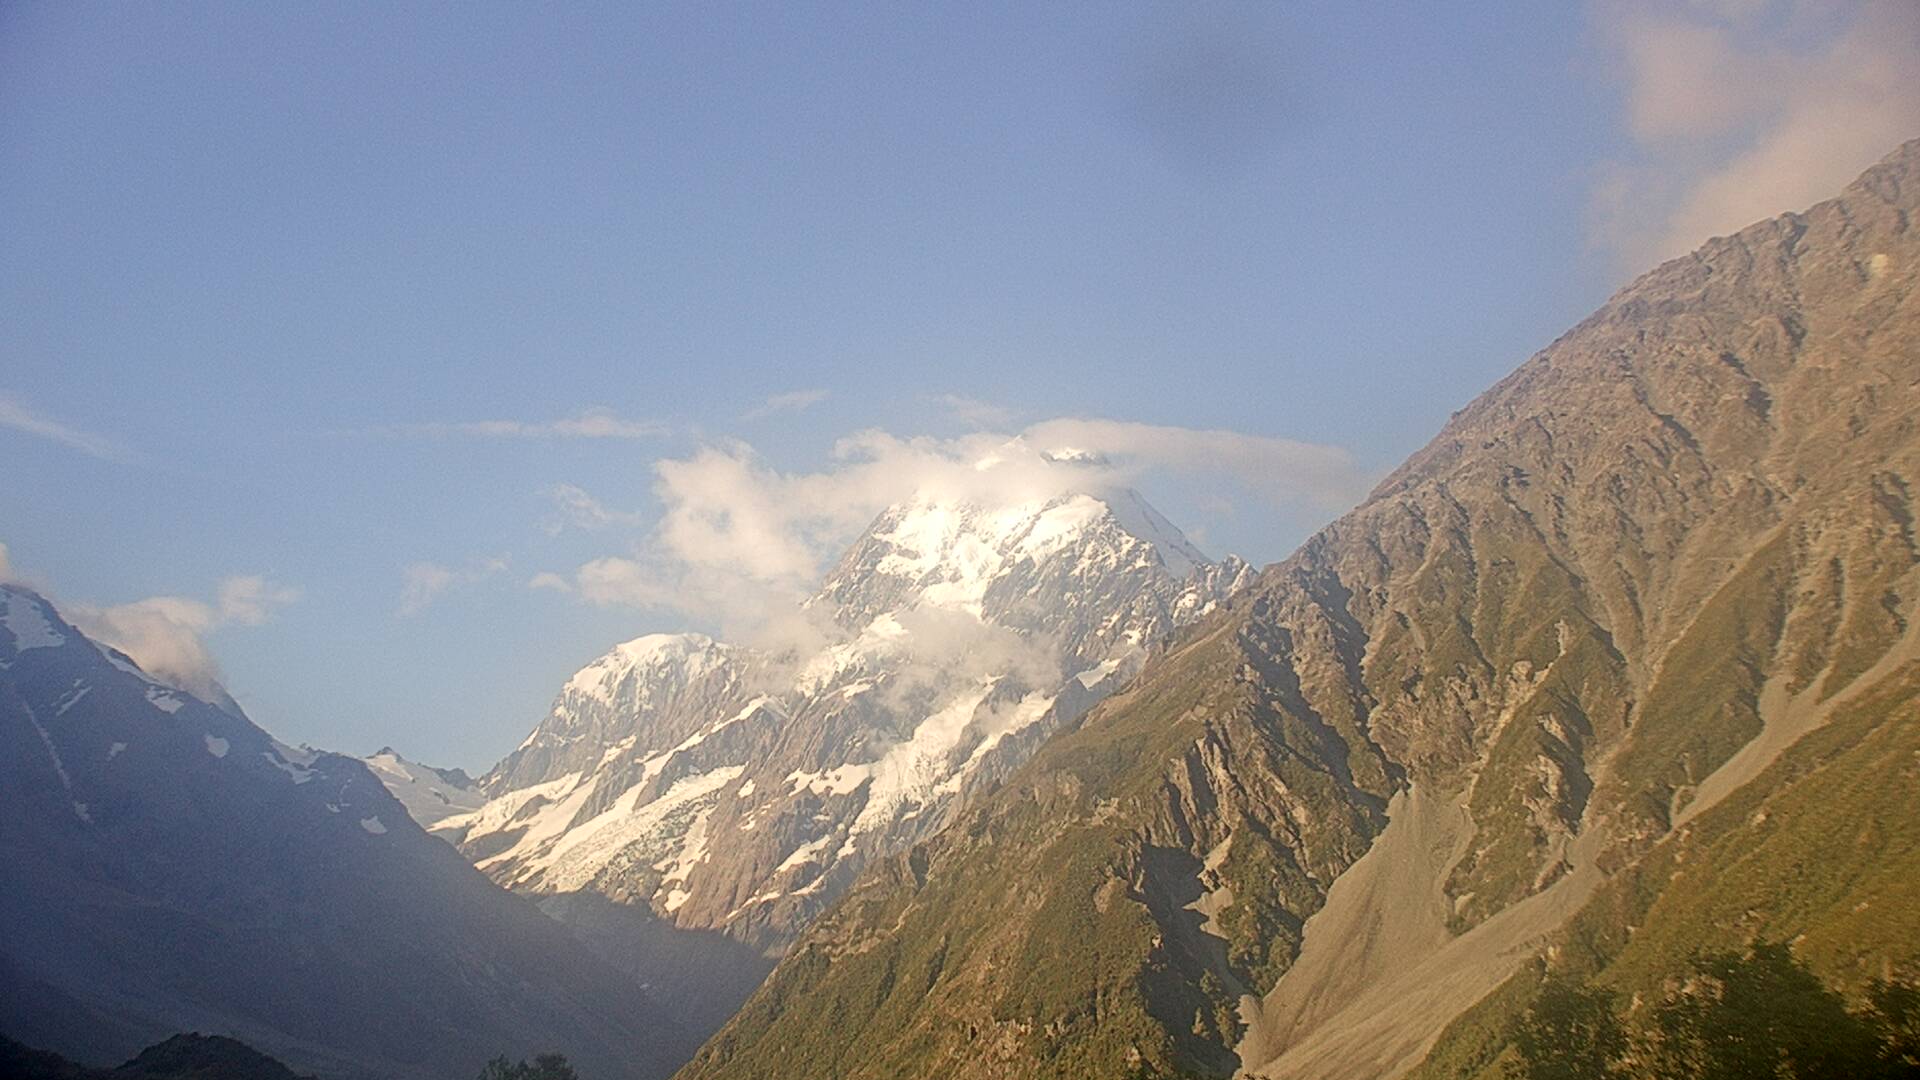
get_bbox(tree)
[1635,944,1882,1080]
[1506,975,1626,1080]
[1863,977,1920,1076]
[478,1052,578,1080]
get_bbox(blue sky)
[3,1,1915,769]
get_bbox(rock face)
[450,490,1250,955]
[673,140,1920,1080]
[0,585,692,1080]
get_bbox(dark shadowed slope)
[3,1031,315,1080]
[674,138,1920,1080]
[0,585,692,1080]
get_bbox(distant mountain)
[2,1031,314,1080]
[0,585,693,1080]
[361,747,483,833]
[115,1033,313,1080]
[451,489,1248,960]
[674,141,1920,1080]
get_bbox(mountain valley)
[6,82,1916,1080]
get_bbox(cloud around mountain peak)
[533,416,1366,641]
[62,575,301,708]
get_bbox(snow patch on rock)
[55,683,92,715]
[3,589,65,650]
[264,751,315,783]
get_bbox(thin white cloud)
[542,483,644,534]
[215,575,302,625]
[0,394,127,461]
[1020,417,1369,509]
[742,388,830,421]
[66,575,301,704]
[0,542,15,584]
[1590,0,1920,269]
[361,406,669,440]
[935,393,1018,430]
[397,564,457,617]
[397,556,508,617]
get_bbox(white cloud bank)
[1591,0,1920,269]
[68,575,300,705]
[533,418,1368,643]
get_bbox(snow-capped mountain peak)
[563,632,730,705]
[813,488,1230,635]
[3,586,68,651]
[438,487,1251,954]
[1100,488,1208,579]
[362,746,484,831]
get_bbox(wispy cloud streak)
[356,407,669,440]
[0,394,127,461]
[742,389,829,421]
[397,556,508,617]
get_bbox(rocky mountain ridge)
[0,585,692,1080]
[673,138,1920,1080]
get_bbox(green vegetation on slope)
[1599,530,1790,854]
[1500,947,1915,1079]
[1412,662,1920,1079]
[678,604,1394,1080]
